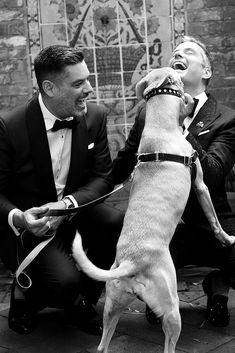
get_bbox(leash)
[15,178,131,290]
[46,178,131,216]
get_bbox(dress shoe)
[202,271,230,327]
[145,305,161,325]
[66,298,103,336]
[8,280,36,334]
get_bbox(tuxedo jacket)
[0,94,113,271]
[112,94,235,226]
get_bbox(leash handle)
[15,232,56,291]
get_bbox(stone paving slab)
[1,264,235,352]
[1,294,235,353]
[83,335,186,353]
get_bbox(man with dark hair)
[0,45,123,335]
[112,36,235,327]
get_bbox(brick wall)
[186,0,235,109]
[0,0,31,116]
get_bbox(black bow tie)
[188,98,199,118]
[51,118,77,132]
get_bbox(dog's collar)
[136,151,198,167]
[144,87,182,102]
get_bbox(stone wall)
[0,0,31,116]
[185,0,235,109]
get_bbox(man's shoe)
[8,281,36,334]
[66,299,103,336]
[202,271,230,327]
[145,305,161,325]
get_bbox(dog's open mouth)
[171,61,187,71]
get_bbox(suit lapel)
[26,95,57,203]
[188,94,220,136]
[64,114,88,195]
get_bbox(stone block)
[188,23,209,36]
[223,35,235,47]
[188,8,222,22]
[223,6,235,20]
[5,0,23,8]
[205,0,235,6]
[0,73,11,85]
[10,70,28,83]
[0,84,29,96]
[222,20,235,33]
[186,0,204,10]
[208,21,223,35]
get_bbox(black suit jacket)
[112,94,235,225]
[0,94,113,270]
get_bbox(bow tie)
[188,98,199,118]
[51,118,77,132]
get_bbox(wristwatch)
[62,197,74,209]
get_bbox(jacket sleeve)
[112,104,146,185]
[0,118,17,221]
[186,112,235,191]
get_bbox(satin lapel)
[26,95,57,203]
[64,115,88,195]
[188,95,220,136]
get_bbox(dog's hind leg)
[141,259,181,353]
[161,307,181,353]
[97,279,135,353]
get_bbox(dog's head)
[136,67,184,101]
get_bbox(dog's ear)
[136,77,148,100]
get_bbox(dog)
[72,68,235,353]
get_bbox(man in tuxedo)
[112,36,235,327]
[0,45,123,335]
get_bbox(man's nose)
[174,51,183,60]
[83,80,93,94]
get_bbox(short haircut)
[180,35,213,86]
[34,45,84,92]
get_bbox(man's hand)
[179,93,195,126]
[13,206,51,237]
[42,200,67,233]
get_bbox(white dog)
[72,68,235,353]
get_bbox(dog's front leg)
[193,158,235,246]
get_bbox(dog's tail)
[72,231,134,281]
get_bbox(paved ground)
[1,261,235,353]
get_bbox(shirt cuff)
[8,208,21,236]
[183,129,189,138]
[66,195,78,208]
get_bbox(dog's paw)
[215,230,235,247]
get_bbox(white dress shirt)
[183,91,208,136]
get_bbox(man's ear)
[42,80,56,97]
[202,66,212,80]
